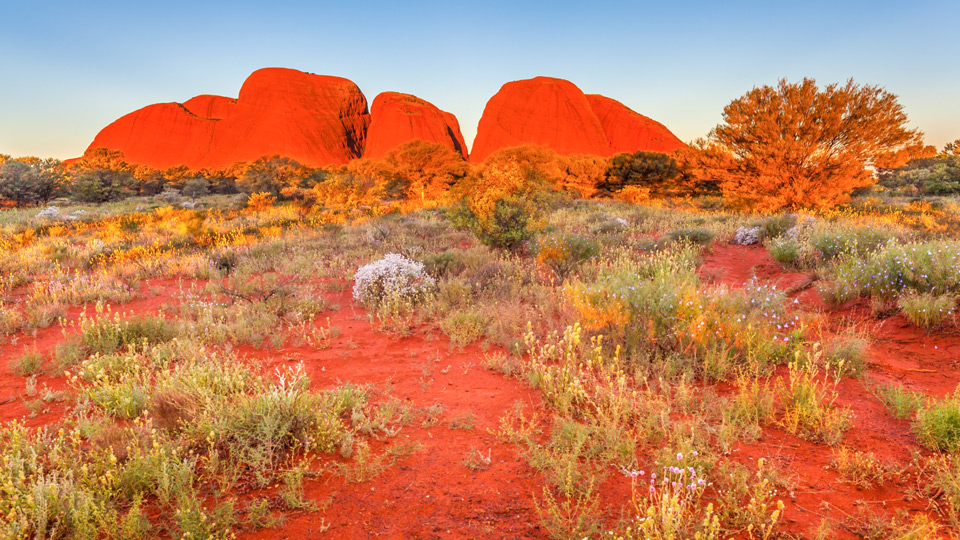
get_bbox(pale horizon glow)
[1,0,957,160]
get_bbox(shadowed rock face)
[586,94,685,154]
[365,92,467,159]
[88,68,370,169]
[471,76,685,162]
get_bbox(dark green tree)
[0,159,61,206]
[71,168,135,203]
[598,151,680,196]
[238,156,311,196]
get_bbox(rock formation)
[84,69,686,170]
[182,95,236,120]
[471,76,685,162]
[470,77,610,162]
[87,68,370,169]
[585,95,685,154]
[365,92,467,159]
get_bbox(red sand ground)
[2,243,959,538]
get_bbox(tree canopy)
[707,78,929,210]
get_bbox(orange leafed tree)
[383,140,469,206]
[709,78,928,211]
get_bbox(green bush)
[898,293,956,328]
[824,241,960,304]
[440,309,485,347]
[450,195,535,252]
[758,214,797,240]
[810,227,888,260]
[915,393,960,452]
[875,383,925,420]
[598,151,680,196]
[666,228,715,245]
[767,237,801,265]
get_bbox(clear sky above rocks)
[2,0,957,158]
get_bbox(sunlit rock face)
[86,70,685,169]
[585,94,685,154]
[88,68,370,169]
[470,77,610,162]
[471,76,685,162]
[365,92,467,159]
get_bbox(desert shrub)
[0,340,389,540]
[831,447,894,489]
[309,172,385,209]
[449,162,547,252]
[722,376,776,439]
[824,241,960,305]
[71,168,135,203]
[767,237,801,265]
[451,195,536,252]
[421,250,471,279]
[779,356,851,445]
[382,140,469,205]
[898,293,956,328]
[926,454,960,530]
[536,233,599,282]
[666,228,714,245]
[439,309,485,348]
[566,245,802,377]
[0,159,60,206]
[614,455,784,540]
[823,333,869,377]
[915,392,960,453]
[878,154,960,195]
[809,226,889,260]
[353,253,435,309]
[758,214,797,240]
[875,383,925,420]
[10,352,44,376]
[245,192,276,212]
[237,155,312,196]
[76,312,179,357]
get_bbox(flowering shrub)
[810,226,889,260]
[823,241,960,315]
[352,253,435,308]
[566,251,804,378]
[898,293,956,328]
[612,454,784,540]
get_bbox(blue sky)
[1,0,957,159]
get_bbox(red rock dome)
[470,77,610,162]
[84,70,686,170]
[586,94,685,154]
[470,76,686,162]
[87,68,370,169]
[365,92,467,159]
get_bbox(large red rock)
[470,76,686,162]
[87,68,370,169]
[586,94,685,154]
[364,92,467,159]
[470,77,610,162]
